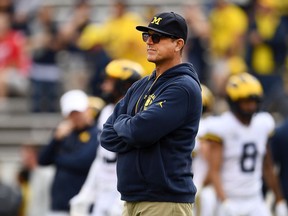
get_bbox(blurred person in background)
[100,0,154,76]
[77,23,111,97]
[245,0,288,119]
[193,84,215,193]
[87,96,106,123]
[183,2,211,85]
[70,59,143,216]
[0,0,14,16]
[57,0,93,91]
[12,0,42,35]
[208,0,248,97]
[76,0,156,95]
[0,11,30,104]
[28,3,62,112]
[38,89,100,216]
[270,119,288,206]
[203,72,288,216]
[0,176,22,216]
[209,0,248,59]
[58,0,92,53]
[192,84,217,216]
[17,143,55,216]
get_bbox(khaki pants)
[122,201,193,216]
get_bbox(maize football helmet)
[102,59,144,103]
[225,72,263,120]
[105,59,144,82]
[88,96,106,120]
[226,72,263,102]
[201,84,214,114]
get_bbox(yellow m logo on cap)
[151,17,162,25]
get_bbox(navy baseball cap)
[136,12,188,43]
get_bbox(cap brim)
[62,106,87,117]
[136,26,175,37]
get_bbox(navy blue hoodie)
[100,63,202,203]
[38,125,99,211]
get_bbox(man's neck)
[155,58,182,77]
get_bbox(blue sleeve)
[100,92,135,153]
[39,130,99,173]
[38,138,60,165]
[270,122,288,164]
[113,86,192,148]
[54,138,98,173]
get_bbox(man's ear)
[175,39,185,52]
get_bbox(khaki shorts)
[122,201,193,216]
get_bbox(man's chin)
[147,57,155,63]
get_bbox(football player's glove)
[275,200,288,216]
[69,195,91,216]
[218,199,237,216]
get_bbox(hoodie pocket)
[136,146,170,190]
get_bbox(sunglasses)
[142,32,178,44]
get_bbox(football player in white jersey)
[193,84,217,216]
[203,73,288,216]
[70,59,143,216]
[193,84,214,190]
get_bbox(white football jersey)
[70,104,122,216]
[205,111,275,198]
[193,115,216,189]
[94,104,118,188]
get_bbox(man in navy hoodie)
[38,89,99,216]
[101,11,202,216]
